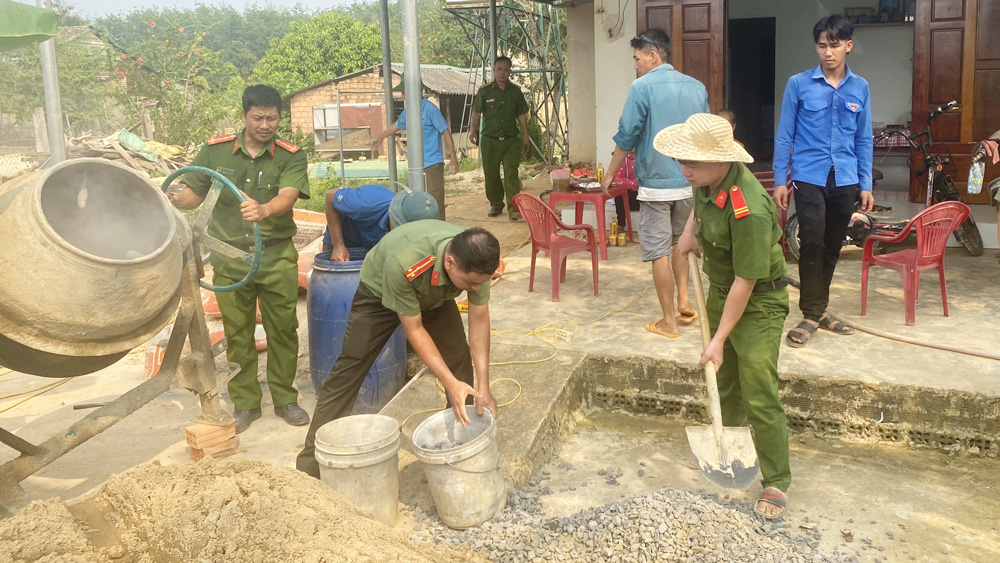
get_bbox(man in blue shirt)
[600,28,710,339]
[370,81,459,220]
[772,15,874,348]
[322,184,438,261]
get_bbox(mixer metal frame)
[0,240,235,515]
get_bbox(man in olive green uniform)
[657,114,791,519]
[297,221,500,478]
[470,56,530,220]
[168,85,311,434]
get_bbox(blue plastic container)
[308,249,407,414]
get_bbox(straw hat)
[653,113,753,163]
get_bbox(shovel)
[684,252,760,490]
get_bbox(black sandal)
[818,314,855,335]
[786,321,817,348]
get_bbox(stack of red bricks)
[185,423,239,461]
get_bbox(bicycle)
[784,100,984,260]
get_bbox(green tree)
[344,0,473,67]
[251,11,382,93]
[110,20,246,145]
[95,5,307,81]
[0,28,115,129]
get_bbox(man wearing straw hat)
[600,28,709,339]
[297,222,500,479]
[658,113,792,519]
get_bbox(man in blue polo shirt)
[601,27,710,339]
[370,81,459,220]
[772,15,874,348]
[322,184,438,261]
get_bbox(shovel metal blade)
[685,425,760,490]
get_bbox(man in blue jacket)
[322,184,438,261]
[772,15,874,348]
[601,28,710,339]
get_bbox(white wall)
[566,5,598,163]
[582,0,914,164]
[593,0,638,166]
[729,0,913,128]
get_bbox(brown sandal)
[786,321,817,348]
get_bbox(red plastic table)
[548,183,635,260]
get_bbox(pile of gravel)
[408,473,852,563]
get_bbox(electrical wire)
[0,378,72,415]
[398,285,652,428]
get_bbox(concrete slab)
[486,241,1000,455]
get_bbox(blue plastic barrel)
[308,249,407,414]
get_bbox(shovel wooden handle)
[687,252,726,439]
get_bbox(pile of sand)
[1,458,486,563]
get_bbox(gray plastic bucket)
[314,414,401,526]
[412,406,506,529]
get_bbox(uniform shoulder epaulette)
[206,134,236,145]
[404,255,436,281]
[275,139,300,153]
[479,82,493,91]
[729,185,750,219]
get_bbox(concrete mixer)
[0,158,264,514]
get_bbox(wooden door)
[637,0,726,112]
[911,0,999,203]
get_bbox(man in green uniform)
[168,85,311,434]
[656,113,791,519]
[297,221,500,478]
[469,56,530,220]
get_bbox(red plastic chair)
[513,193,599,302]
[861,201,970,326]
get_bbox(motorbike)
[785,101,984,261]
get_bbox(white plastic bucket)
[412,406,506,529]
[314,414,401,526]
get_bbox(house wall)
[566,4,597,163]
[287,70,401,136]
[586,1,914,164]
[593,1,639,167]
[729,0,914,128]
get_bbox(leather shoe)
[509,211,522,221]
[275,403,310,426]
[234,407,262,434]
[487,207,503,217]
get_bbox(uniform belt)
[483,134,514,141]
[229,237,291,252]
[719,278,788,295]
[750,278,788,294]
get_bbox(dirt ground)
[441,163,550,254]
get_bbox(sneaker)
[234,407,262,434]
[509,211,522,221]
[487,207,503,217]
[275,403,310,426]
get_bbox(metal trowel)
[684,253,760,490]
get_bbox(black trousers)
[296,283,474,478]
[793,169,859,321]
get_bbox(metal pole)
[401,0,425,192]
[379,0,398,186]
[337,91,346,184]
[36,0,66,164]
[488,0,498,80]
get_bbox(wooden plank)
[106,138,143,171]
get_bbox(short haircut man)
[773,14,874,348]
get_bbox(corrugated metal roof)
[287,64,484,99]
[389,64,484,96]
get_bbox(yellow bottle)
[596,161,605,183]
